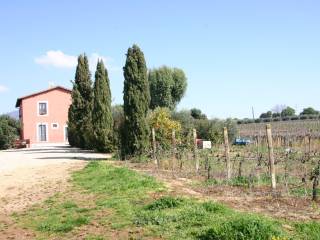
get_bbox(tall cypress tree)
[122,44,150,157]
[68,87,81,147]
[92,60,113,152]
[68,54,93,149]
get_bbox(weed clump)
[146,196,185,210]
[294,221,320,240]
[198,215,282,240]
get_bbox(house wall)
[21,89,71,145]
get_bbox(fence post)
[172,129,176,154]
[266,124,276,190]
[152,128,158,166]
[172,129,176,169]
[193,128,199,172]
[308,133,311,159]
[223,127,231,180]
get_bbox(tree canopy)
[300,107,319,115]
[259,111,272,119]
[68,54,93,149]
[92,60,113,152]
[190,108,207,120]
[148,107,181,149]
[122,44,150,157]
[281,106,295,117]
[149,66,187,110]
[0,115,20,150]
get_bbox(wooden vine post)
[223,127,231,180]
[308,133,311,160]
[311,160,320,202]
[152,128,158,166]
[193,128,199,173]
[266,124,276,190]
[172,129,176,169]
[172,129,176,157]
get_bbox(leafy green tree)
[191,108,207,120]
[148,107,181,150]
[300,107,319,116]
[281,106,295,117]
[92,60,113,152]
[0,115,20,150]
[122,44,150,157]
[149,66,187,110]
[272,113,280,118]
[194,118,236,144]
[259,111,272,119]
[68,54,93,149]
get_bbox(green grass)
[294,222,320,240]
[135,196,284,239]
[15,199,91,235]
[290,187,316,197]
[13,161,320,239]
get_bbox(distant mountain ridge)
[3,110,19,120]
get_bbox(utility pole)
[251,106,255,120]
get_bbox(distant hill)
[4,110,19,120]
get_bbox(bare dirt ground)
[115,162,320,222]
[0,145,108,240]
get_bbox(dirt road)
[0,145,108,239]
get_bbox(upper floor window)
[38,102,48,116]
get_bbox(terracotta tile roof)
[15,86,71,108]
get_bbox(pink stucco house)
[15,86,72,146]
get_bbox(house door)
[38,124,47,142]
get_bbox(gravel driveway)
[0,145,108,214]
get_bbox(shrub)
[0,115,20,150]
[148,107,181,150]
[201,202,228,214]
[146,196,185,210]
[198,215,282,240]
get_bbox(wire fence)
[151,124,320,201]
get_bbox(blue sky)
[0,0,319,118]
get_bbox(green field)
[13,161,320,240]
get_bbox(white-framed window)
[51,123,59,129]
[37,101,48,116]
[37,123,48,142]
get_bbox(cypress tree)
[68,54,93,149]
[68,87,81,147]
[92,60,113,152]
[122,44,150,157]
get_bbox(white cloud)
[35,51,121,72]
[0,85,8,93]
[35,50,77,68]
